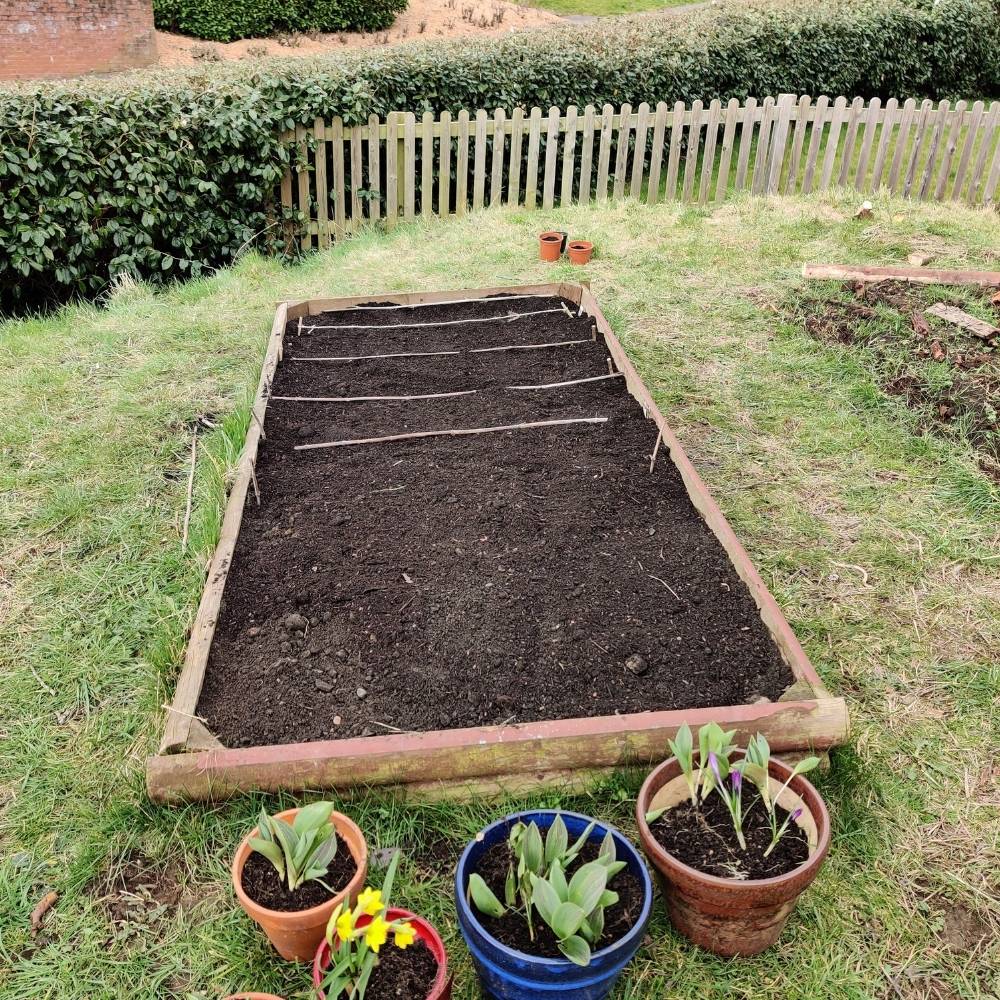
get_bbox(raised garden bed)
[147,282,848,802]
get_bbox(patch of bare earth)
[156,0,561,67]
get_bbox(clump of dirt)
[794,280,999,480]
[91,851,186,946]
[937,901,992,952]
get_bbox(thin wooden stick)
[31,666,56,696]
[292,350,461,362]
[505,373,624,390]
[469,339,591,354]
[649,428,662,472]
[181,432,197,550]
[295,416,609,452]
[272,390,479,402]
[162,703,208,722]
[249,406,266,440]
[334,293,547,311]
[303,307,565,332]
[250,464,260,505]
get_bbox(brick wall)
[0,0,157,80]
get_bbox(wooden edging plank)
[803,263,1000,286]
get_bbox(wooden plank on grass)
[525,106,543,210]
[646,101,668,204]
[818,96,848,190]
[734,96,757,191]
[837,96,864,187]
[508,107,525,206]
[951,100,984,200]
[473,109,488,211]
[683,99,703,202]
[367,114,381,222]
[766,94,795,194]
[385,114,398,229]
[783,95,811,194]
[869,98,898,192]
[630,102,651,199]
[421,111,434,217]
[330,117,346,238]
[543,106,560,209]
[561,105,579,204]
[295,124,311,251]
[579,105,596,203]
[666,100,686,199]
[613,103,632,200]
[403,112,416,220]
[801,94,830,194]
[313,118,330,249]
[803,263,1000,286]
[715,98,740,200]
[925,303,999,339]
[888,98,917,194]
[933,100,965,201]
[852,97,879,191]
[750,95,775,194]
[438,111,451,217]
[456,109,470,215]
[699,99,722,204]
[596,104,614,202]
[490,108,506,207]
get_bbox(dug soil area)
[197,294,793,746]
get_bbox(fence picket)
[367,113,381,222]
[919,99,949,200]
[509,107,525,206]
[715,98,740,200]
[579,105,596,203]
[331,117,346,237]
[783,95,811,194]
[630,102,650,199]
[385,114,398,229]
[766,94,794,194]
[888,98,917,194]
[295,124,311,251]
[751,96,775,194]
[612,103,632,200]
[456,109,470,215]
[699,99,722,204]
[666,101,686,197]
[596,104,614,202]
[438,111,452,217]
[969,102,1000,203]
[819,96,848,190]
[524,107,542,209]
[734,97,757,190]
[951,100,983,200]
[562,105,579,204]
[932,99,964,201]
[837,96,864,186]
[683,99,703,202]
[421,111,434,217]
[983,137,1000,205]
[903,100,934,198]
[491,108,506,207]
[473,110,488,211]
[350,125,364,225]
[801,94,830,194]
[313,118,330,249]
[403,113,416,220]
[543,106,561,209]
[854,97,881,190]
[647,101,668,204]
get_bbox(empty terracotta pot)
[232,808,368,962]
[635,752,830,955]
[539,230,567,262]
[567,240,594,265]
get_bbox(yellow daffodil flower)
[393,922,417,949]
[356,887,383,917]
[335,907,355,942]
[363,914,390,953]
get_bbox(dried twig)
[295,417,609,452]
[162,703,208,722]
[303,307,565,332]
[649,573,681,601]
[338,293,545,312]
[469,339,591,354]
[30,891,58,934]
[30,666,56,696]
[272,390,478,402]
[181,432,197,550]
[649,429,662,473]
[505,373,623,391]
[292,349,460,362]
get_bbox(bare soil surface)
[240,849,356,911]
[196,294,793,746]
[156,0,560,67]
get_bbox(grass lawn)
[526,0,689,17]
[1,192,999,999]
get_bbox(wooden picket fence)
[281,94,1000,251]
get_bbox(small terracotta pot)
[539,230,567,262]
[567,240,594,265]
[312,907,451,999]
[232,808,368,962]
[636,751,830,956]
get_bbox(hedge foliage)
[153,0,408,43]
[2,0,998,313]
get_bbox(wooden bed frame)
[147,282,848,802]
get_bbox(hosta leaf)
[530,874,561,925]
[522,822,544,874]
[293,800,335,834]
[468,874,506,918]
[545,814,568,864]
[567,862,607,915]
[248,837,285,878]
[558,934,591,966]
[551,901,586,940]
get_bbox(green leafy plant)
[467,815,626,965]
[249,801,340,892]
[645,721,735,823]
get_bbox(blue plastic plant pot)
[455,810,653,1000]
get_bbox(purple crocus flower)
[708,751,722,785]
[791,807,803,821]
[731,769,742,793]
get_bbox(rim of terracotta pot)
[539,231,563,242]
[636,751,831,891]
[312,908,449,999]
[232,807,368,922]
[568,241,593,250]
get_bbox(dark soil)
[650,787,809,879]
[240,847,356,911]
[472,837,644,957]
[352,938,439,997]
[197,294,793,745]
[796,280,999,480]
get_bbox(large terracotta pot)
[636,751,830,956]
[233,808,368,962]
[312,907,451,999]
[539,230,567,261]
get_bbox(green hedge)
[2,0,998,314]
[153,0,408,43]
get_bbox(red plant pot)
[312,908,450,999]
[539,230,567,262]
[567,240,594,265]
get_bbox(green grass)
[2,192,999,999]
[526,0,689,17]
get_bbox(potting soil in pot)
[241,850,357,911]
[197,295,793,746]
[649,788,809,879]
[472,838,644,956]
[347,939,438,998]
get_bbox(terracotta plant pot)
[539,230,567,262]
[312,907,451,999]
[232,808,368,962]
[567,240,594,265]
[636,752,830,956]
